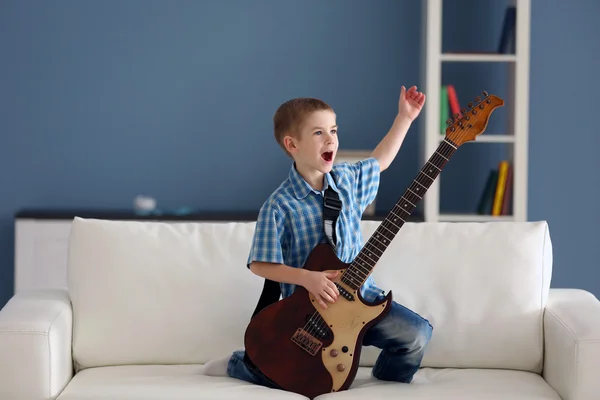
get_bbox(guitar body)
[244,243,392,399]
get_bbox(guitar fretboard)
[341,138,458,291]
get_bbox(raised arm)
[371,85,425,172]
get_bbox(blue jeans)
[227,295,433,387]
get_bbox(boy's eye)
[331,129,337,134]
[314,131,322,135]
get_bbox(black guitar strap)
[322,172,342,250]
[248,171,341,319]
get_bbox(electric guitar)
[244,91,504,399]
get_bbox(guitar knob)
[337,364,346,372]
[330,349,338,357]
[483,90,488,96]
[468,102,473,108]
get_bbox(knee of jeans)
[412,318,433,351]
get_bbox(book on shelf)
[440,85,449,134]
[439,84,462,134]
[476,160,513,216]
[497,6,516,54]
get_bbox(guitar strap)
[322,172,342,250]
[248,170,341,319]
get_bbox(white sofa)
[0,217,599,400]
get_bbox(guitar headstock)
[444,91,504,146]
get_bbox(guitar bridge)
[291,328,323,356]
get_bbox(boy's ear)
[283,135,299,154]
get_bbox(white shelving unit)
[419,0,530,222]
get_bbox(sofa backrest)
[67,217,552,374]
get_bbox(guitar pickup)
[335,283,355,301]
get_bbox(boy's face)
[285,109,339,174]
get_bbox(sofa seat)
[320,367,562,400]
[55,364,300,400]
[54,364,562,400]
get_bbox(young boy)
[226,85,432,389]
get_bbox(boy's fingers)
[329,281,339,296]
[322,291,335,303]
[325,285,337,300]
[319,296,328,308]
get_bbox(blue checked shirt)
[247,157,385,302]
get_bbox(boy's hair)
[273,98,333,157]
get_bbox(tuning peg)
[460,108,466,114]
[454,113,459,118]
[446,118,453,125]
[483,90,489,97]
[468,102,473,108]
[475,96,481,102]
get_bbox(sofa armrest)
[543,288,600,400]
[0,289,73,400]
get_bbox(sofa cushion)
[67,218,552,373]
[359,220,552,373]
[55,364,561,400]
[316,367,561,399]
[55,364,304,400]
[68,218,265,370]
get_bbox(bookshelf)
[419,0,529,222]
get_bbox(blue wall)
[1,0,599,308]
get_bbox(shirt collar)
[289,163,339,199]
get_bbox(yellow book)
[492,161,509,216]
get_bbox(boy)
[227,85,433,389]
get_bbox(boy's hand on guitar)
[303,270,340,309]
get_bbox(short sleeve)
[350,157,380,212]
[247,199,286,268]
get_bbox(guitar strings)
[340,137,454,285]
[300,137,457,341]
[300,114,480,344]
[339,106,486,288]
[338,107,488,293]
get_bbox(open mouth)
[321,151,333,162]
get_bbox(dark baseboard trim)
[15,208,425,222]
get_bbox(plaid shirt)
[247,157,384,302]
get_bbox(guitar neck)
[341,137,458,291]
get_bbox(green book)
[440,85,449,135]
[477,169,498,215]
